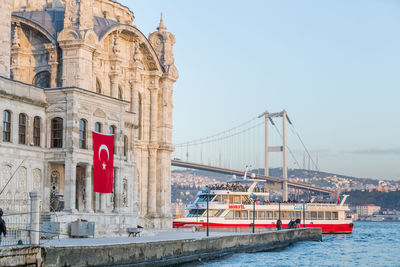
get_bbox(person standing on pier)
[277,219,282,230]
[0,208,7,244]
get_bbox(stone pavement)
[40,230,258,247]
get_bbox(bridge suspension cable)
[174,116,259,147]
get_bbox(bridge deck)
[171,160,334,194]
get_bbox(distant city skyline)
[121,0,400,180]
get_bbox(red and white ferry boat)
[173,178,354,234]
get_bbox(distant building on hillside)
[355,204,381,217]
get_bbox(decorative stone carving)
[122,178,128,207]
[50,170,60,211]
[33,168,41,191]
[93,108,106,118]
[47,104,66,113]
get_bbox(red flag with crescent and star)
[93,132,114,193]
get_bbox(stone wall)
[43,229,321,266]
[0,0,12,78]
[0,246,41,267]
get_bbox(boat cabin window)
[228,195,240,204]
[226,211,234,219]
[213,195,228,203]
[258,211,266,219]
[288,211,296,220]
[325,212,332,220]
[296,211,301,219]
[311,212,318,220]
[233,210,248,219]
[266,211,273,219]
[187,209,205,217]
[209,210,220,217]
[241,211,248,219]
[197,194,215,202]
[305,212,311,220]
[318,212,324,220]
[332,212,338,220]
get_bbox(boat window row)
[211,195,269,205]
[196,195,215,203]
[207,183,267,193]
[224,210,339,220]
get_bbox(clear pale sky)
[119,0,400,180]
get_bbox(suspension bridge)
[172,110,335,199]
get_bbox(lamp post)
[275,196,281,221]
[202,186,210,237]
[301,198,305,228]
[250,193,257,233]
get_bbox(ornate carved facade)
[0,0,178,234]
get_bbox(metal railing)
[1,212,31,247]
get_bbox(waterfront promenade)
[41,228,321,266]
[0,228,321,266]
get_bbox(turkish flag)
[93,132,114,193]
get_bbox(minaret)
[0,0,12,78]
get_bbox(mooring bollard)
[30,190,41,245]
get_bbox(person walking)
[0,208,6,244]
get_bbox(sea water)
[202,222,400,267]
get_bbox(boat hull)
[173,221,354,234]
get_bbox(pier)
[39,228,321,266]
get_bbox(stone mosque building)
[0,0,178,235]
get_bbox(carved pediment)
[93,108,106,118]
[47,104,65,113]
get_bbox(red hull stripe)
[173,221,353,234]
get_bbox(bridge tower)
[0,0,12,78]
[259,110,289,201]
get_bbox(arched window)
[33,116,41,146]
[33,71,51,88]
[110,125,116,154]
[123,135,128,157]
[94,122,102,133]
[18,113,27,144]
[96,78,102,94]
[3,110,11,142]
[79,119,87,149]
[118,86,123,99]
[51,117,63,148]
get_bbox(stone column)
[113,167,122,213]
[147,147,157,216]
[149,87,159,143]
[100,193,107,212]
[129,80,136,113]
[147,86,159,217]
[64,158,77,212]
[29,190,41,246]
[45,44,59,88]
[110,73,119,98]
[139,147,148,216]
[84,164,93,212]
[0,0,11,78]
